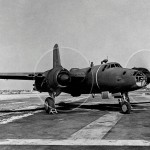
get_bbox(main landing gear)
[44,93,57,114]
[118,93,131,114]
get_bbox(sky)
[0,0,150,89]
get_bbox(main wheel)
[121,101,131,114]
[44,97,56,114]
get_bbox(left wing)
[0,72,44,80]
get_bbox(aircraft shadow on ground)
[57,102,120,112]
[0,101,149,113]
[57,101,150,113]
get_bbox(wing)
[0,72,44,80]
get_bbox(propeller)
[126,50,150,69]
[126,50,150,85]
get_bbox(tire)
[44,97,55,114]
[121,101,131,114]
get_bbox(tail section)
[53,44,61,68]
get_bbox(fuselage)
[62,62,147,95]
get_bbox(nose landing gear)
[118,93,131,114]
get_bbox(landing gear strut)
[118,93,131,114]
[92,93,95,98]
[44,93,57,114]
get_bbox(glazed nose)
[133,71,147,87]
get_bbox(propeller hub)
[57,71,71,87]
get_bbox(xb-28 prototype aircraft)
[0,44,148,114]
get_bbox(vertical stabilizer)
[53,44,61,68]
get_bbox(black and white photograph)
[0,0,150,149]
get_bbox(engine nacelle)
[46,67,71,90]
[101,91,111,99]
[33,67,71,92]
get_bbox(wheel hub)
[122,104,127,112]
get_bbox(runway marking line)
[0,139,150,146]
[0,110,42,125]
[0,102,25,107]
[69,112,123,140]
[0,113,15,117]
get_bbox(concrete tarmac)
[0,92,150,150]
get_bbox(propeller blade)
[126,50,150,70]
[126,50,150,84]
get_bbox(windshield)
[102,63,122,71]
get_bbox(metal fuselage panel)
[62,63,141,95]
[93,65,135,93]
[83,64,135,94]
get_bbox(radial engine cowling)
[46,67,71,90]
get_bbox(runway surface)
[0,91,150,149]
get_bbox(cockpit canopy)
[102,63,122,71]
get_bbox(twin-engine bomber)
[0,44,148,114]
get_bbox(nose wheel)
[120,100,131,114]
[119,93,131,114]
[44,93,57,114]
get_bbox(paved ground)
[0,92,150,149]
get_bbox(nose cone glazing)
[133,71,147,87]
